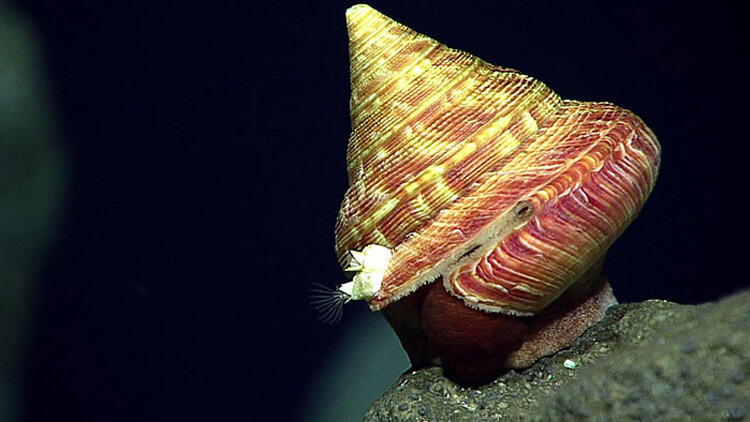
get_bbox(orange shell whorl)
[335,5,660,315]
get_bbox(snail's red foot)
[420,280,528,384]
[382,267,615,385]
[505,277,616,368]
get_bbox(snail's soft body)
[328,4,660,384]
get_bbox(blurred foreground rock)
[1,3,64,421]
[365,289,750,421]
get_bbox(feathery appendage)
[309,283,350,324]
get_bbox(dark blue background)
[16,1,748,421]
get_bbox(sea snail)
[313,4,660,384]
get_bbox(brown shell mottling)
[334,5,660,315]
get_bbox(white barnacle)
[340,244,392,301]
[310,244,392,324]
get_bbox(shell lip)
[367,199,537,313]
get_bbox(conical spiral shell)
[335,5,660,315]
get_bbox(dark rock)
[364,290,750,421]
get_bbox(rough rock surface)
[364,289,750,421]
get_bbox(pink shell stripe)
[448,107,660,312]
[368,102,659,311]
